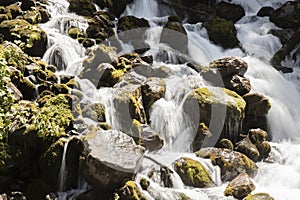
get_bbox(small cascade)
[58,139,69,192]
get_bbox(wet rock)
[224,74,251,96]
[160,17,188,54]
[115,181,147,200]
[243,93,271,117]
[219,138,234,150]
[224,173,255,199]
[204,17,240,49]
[270,1,300,29]
[139,124,164,151]
[93,0,134,17]
[248,129,271,160]
[141,77,166,122]
[81,130,145,191]
[235,137,260,162]
[174,157,214,188]
[184,87,246,143]
[68,0,96,17]
[192,123,212,151]
[206,56,248,79]
[196,147,258,181]
[257,6,274,17]
[216,1,245,23]
[68,27,85,39]
[245,192,274,200]
[21,0,36,11]
[81,102,106,122]
[0,19,47,57]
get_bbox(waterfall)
[39,0,300,199]
[58,139,69,192]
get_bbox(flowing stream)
[41,0,300,199]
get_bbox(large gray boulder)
[81,130,145,191]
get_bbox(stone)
[81,102,106,122]
[81,130,145,191]
[93,0,134,17]
[196,147,258,181]
[243,93,271,117]
[224,74,251,96]
[204,17,239,49]
[141,77,166,122]
[183,87,246,143]
[216,1,245,22]
[270,1,300,29]
[115,181,147,200]
[21,0,36,11]
[192,123,212,151]
[174,157,214,188]
[160,18,188,54]
[257,7,275,17]
[235,137,260,162]
[139,124,164,152]
[68,0,96,17]
[224,173,255,199]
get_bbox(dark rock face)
[270,1,300,29]
[257,6,275,17]
[216,1,245,23]
[196,147,258,182]
[224,173,255,199]
[81,130,145,191]
[224,75,251,96]
[204,17,240,49]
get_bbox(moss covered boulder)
[183,87,246,143]
[270,1,300,29]
[224,173,255,199]
[115,181,147,200]
[196,147,258,181]
[174,157,214,188]
[68,0,96,17]
[204,17,239,49]
[0,19,47,57]
[81,102,106,122]
[235,137,260,162]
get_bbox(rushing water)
[40,0,300,199]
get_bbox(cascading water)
[39,0,300,199]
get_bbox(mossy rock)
[68,27,85,39]
[4,4,22,19]
[115,181,147,200]
[204,17,239,49]
[81,102,106,122]
[235,137,260,162]
[245,193,274,200]
[224,173,255,199]
[0,19,47,57]
[196,147,258,181]
[174,157,214,188]
[68,0,96,16]
[184,87,246,143]
[23,10,42,24]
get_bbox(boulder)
[183,87,246,143]
[196,147,258,181]
[248,129,271,160]
[204,17,239,49]
[270,1,300,29]
[0,19,47,57]
[235,137,260,162]
[174,157,214,188]
[81,102,106,122]
[216,1,245,23]
[160,17,188,54]
[257,6,274,17]
[224,74,251,96]
[141,77,166,122]
[81,130,145,191]
[243,93,271,117]
[115,181,147,200]
[68,0,96,17]
[245,193,274,200]
[224,173,255,199]
[139,124,164,151]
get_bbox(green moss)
[23,10,42,24]
[111,69,125,80]
[116,181,147,200]
[174,157,214,188]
